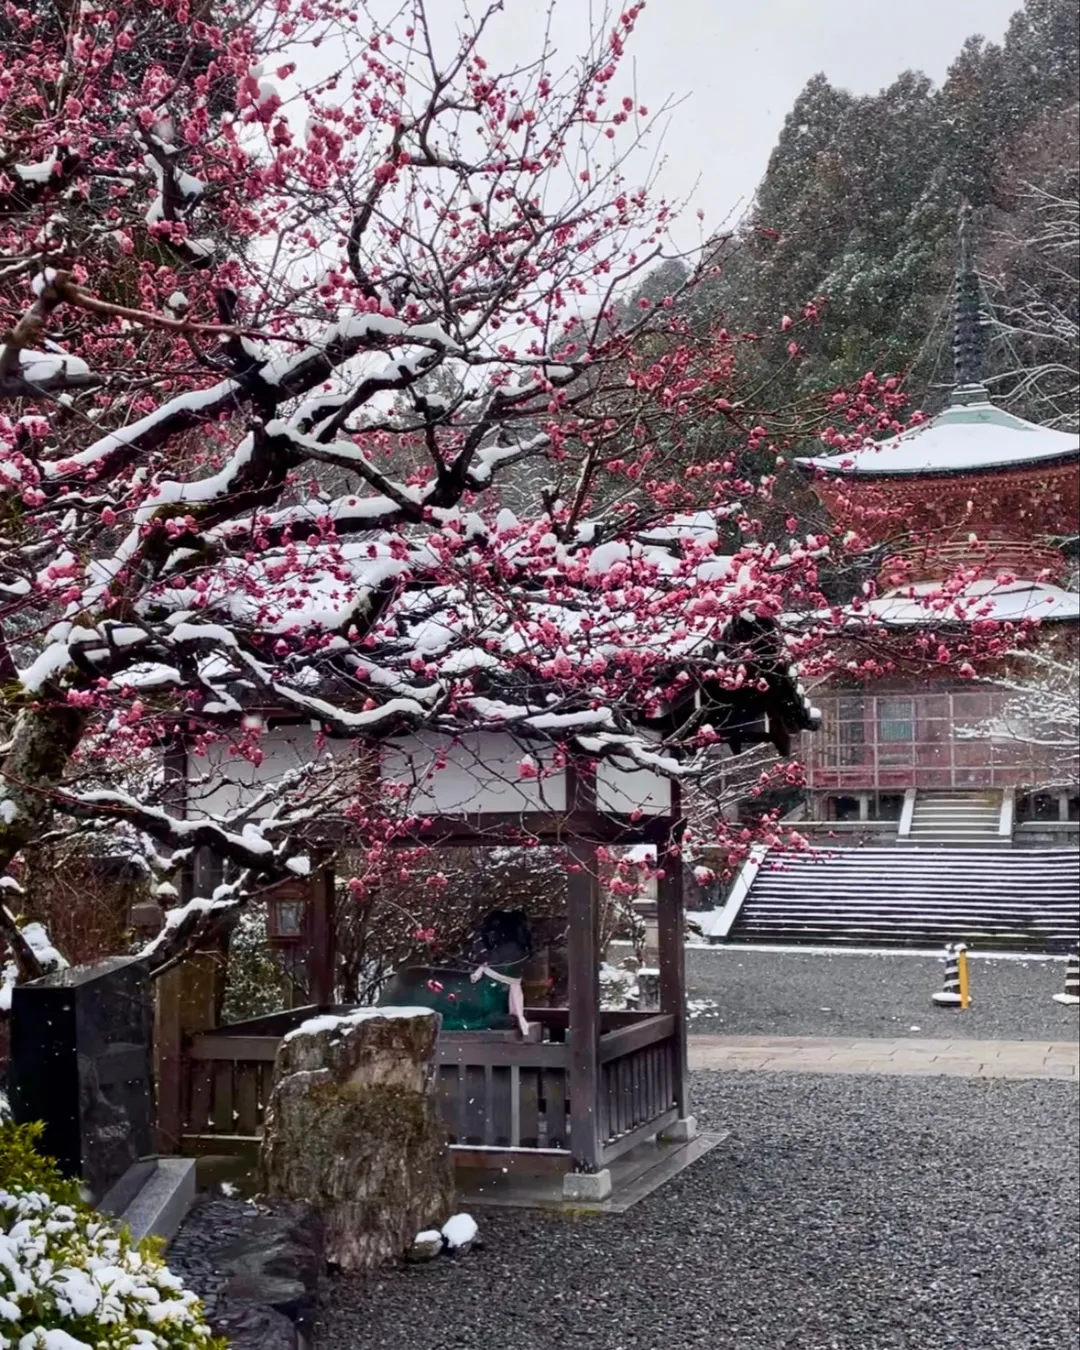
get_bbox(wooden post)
[306,857,336,1008]
[566,839,602,1175]
[656,807,689,1122]
[154,950,226,1154]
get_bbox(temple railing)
[804,690,1056,792]
[877,536,1068,586]
[171,1006,679,1167]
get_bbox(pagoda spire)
[951,200,989,405]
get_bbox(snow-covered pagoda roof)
[797,396,1080,479]
[848,578,1080,628]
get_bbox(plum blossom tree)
[0,0,927,985]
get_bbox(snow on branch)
[0,0,940,977]
[957,646,1079,790]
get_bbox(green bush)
[0,1120,82,1206]
[0,1122,225,1349]
[221,905,295,1024]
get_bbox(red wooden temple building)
[798,208,1079,838]
[697,209,1079,951]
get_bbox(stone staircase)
[905,790,1008,846]
[703,846,1079,951]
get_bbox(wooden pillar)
[657,809,689,1121]
[566,839,602,1174]
[154,950,225,1154]
[306,858,336,1008]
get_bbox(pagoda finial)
[951,200,989,405]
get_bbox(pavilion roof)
[842,578,1080,629]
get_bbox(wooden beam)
[302,809,676,848]
[449,1146,570,1174]
[187,1034,282,1062]
[566,837,602,1174]
[656,803,689,1119]
[437,1040,569,1070]
[211,1005,324,1036]
[154,951,226,1154]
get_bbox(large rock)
[260,1007,454,1271]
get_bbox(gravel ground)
[685,947,1080,1041]
[166,1193,266,1318]
[317,1072,1080,1350]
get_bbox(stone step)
[910,829,1001,836]
[99,1157,196,1243]
[912,808,1001,817]
[911,815,1001,824]
[720,845,1079,951]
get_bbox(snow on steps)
[904,790,1007,846]
[712,847,1079,952]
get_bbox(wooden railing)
[437,1032,570,1152]
[178,1007,326,1152]
[878,537,1067,586]
[804,690,1052,792]
[598,1014,678,1161]
[175,1006,680,1165]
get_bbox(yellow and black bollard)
[956,943,971,1010]
[932,944,968,1008]
[1053,947,1080,1007]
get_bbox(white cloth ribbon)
[470,963,530,1037]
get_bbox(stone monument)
[260,1006,454,1270]
[9,956,154,1202]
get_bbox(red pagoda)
[796,206,1079,841]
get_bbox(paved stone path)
[688,1034,1079,1081]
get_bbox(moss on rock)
[260,1010,454,1271]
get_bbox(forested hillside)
[674,0,1079,430]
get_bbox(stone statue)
[378,908,532,1034]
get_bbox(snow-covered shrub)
[220,905,294,1024]
[0,1123,81,1206]
[0,1124,223,1349]
[599,963,637,1010]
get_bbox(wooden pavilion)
[163,736,710,1198]
[155,523,819,1201]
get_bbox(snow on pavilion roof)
[847,578,1080,628]
[797,398,1080,479]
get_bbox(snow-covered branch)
[0,0,931,980]
[959,646,1079,790]
[985,180,1079,429]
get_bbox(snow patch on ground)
[441,1214,478,1250]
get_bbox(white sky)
[282,0,1023,283]
[626,0,1020,228]
[464,0,1022,242]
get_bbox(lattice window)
[836,696,866,766]
[878,697,915,743]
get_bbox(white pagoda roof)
[851,579,1080,627]
[799,397,1080,478]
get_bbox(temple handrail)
[599,1013,676,1063]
